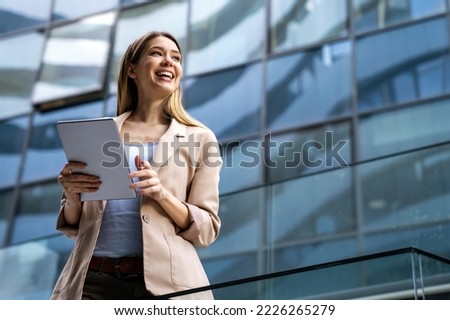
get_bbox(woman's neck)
[130,101,169,125]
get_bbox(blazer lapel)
[115,111,187,172]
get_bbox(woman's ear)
[127,63,136,79]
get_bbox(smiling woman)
[51,31,222,300]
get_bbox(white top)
[93,142,157,258]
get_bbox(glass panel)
[359,144,450,232]
[356,17,450,111]
[22,101,104,184]
[353,0,446,34]
[420,253,450,299]
[268,122,352,183]
[52,0,118,22]
[363,222,450,262]
[0,190,14,246]
[0,32,45,120]
[184,63,262,140]
[270,0,348,53]
[219,140,263,194]
[200,188,264,258]
[269,167,355,245]
[267,41,352,131]
[0,235,73,299]
[359,98,450,160]
[11,182,62,244]
[202,253,258,298]
[175,250,450,300]
[187,0,265,75]
[32,12,115,105]
[0,0,51,34]
[109,0,188,93]
[272,238,357,272]
[0,116,29,188]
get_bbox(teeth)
[157,71,173,79]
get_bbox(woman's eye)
[151,51,162,56]
[173,56,181,62]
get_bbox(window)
[267,41,352,131]
[0,32,45,119]
[356,17,450,110]
[0,116,29,188]
[353,0,446,33]
[184,63,262,140]
[359,99,450,160]
[11,182,62,244]
[32,12,116,107]
[187,0,265,75]
[0,0,51,34]
[270,0,348,53]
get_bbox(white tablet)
[57,117,136,201]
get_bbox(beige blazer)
[50,111,222,300]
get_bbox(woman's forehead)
[146,36,180,53]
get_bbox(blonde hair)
[116,31,205,128]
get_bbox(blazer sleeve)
[178,129,222,247]
[55,194,80,239]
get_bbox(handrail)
[152,246,450,299]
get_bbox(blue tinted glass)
[110,1,188,93]
[271,238,357,272]
[184,63,262,140]
[270,0,348,53]
[267,41,352,130]
[353,0,446,33]
[0,32,45,120]
[0,0,51,34]
[359,99,450,160]
[202,254,257,293]
[33,12,115,105]
[218,141,262,194]
[0,116,29,188]
[268,122,352,183]
[269,168,355,245]
[0,235,73,299]
[0,190,14,246]
[22,101,104,184]
[359,143,450,233]
[52,0,118,22]
[200,188,263,258]
[356,17,450,110]
[188,0,265,75]
[11,182,61,244]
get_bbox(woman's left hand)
[129,155,166,200]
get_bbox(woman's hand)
[129,155,166,200]
[57,161,102,204]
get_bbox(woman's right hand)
[57,161,102,204]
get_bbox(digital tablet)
[57,117,136,201]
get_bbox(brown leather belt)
[88,256,144,275]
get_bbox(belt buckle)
[114,258,137,279]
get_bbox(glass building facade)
[1,0,450,299]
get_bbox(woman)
[51,31,222,300]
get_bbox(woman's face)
[129,36,182,99]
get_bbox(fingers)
[59,161,86,176]
[58,162,102,195]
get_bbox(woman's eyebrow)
[148,45,180,54]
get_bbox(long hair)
[116,31,205,128]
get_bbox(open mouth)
[156,71,174,80]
